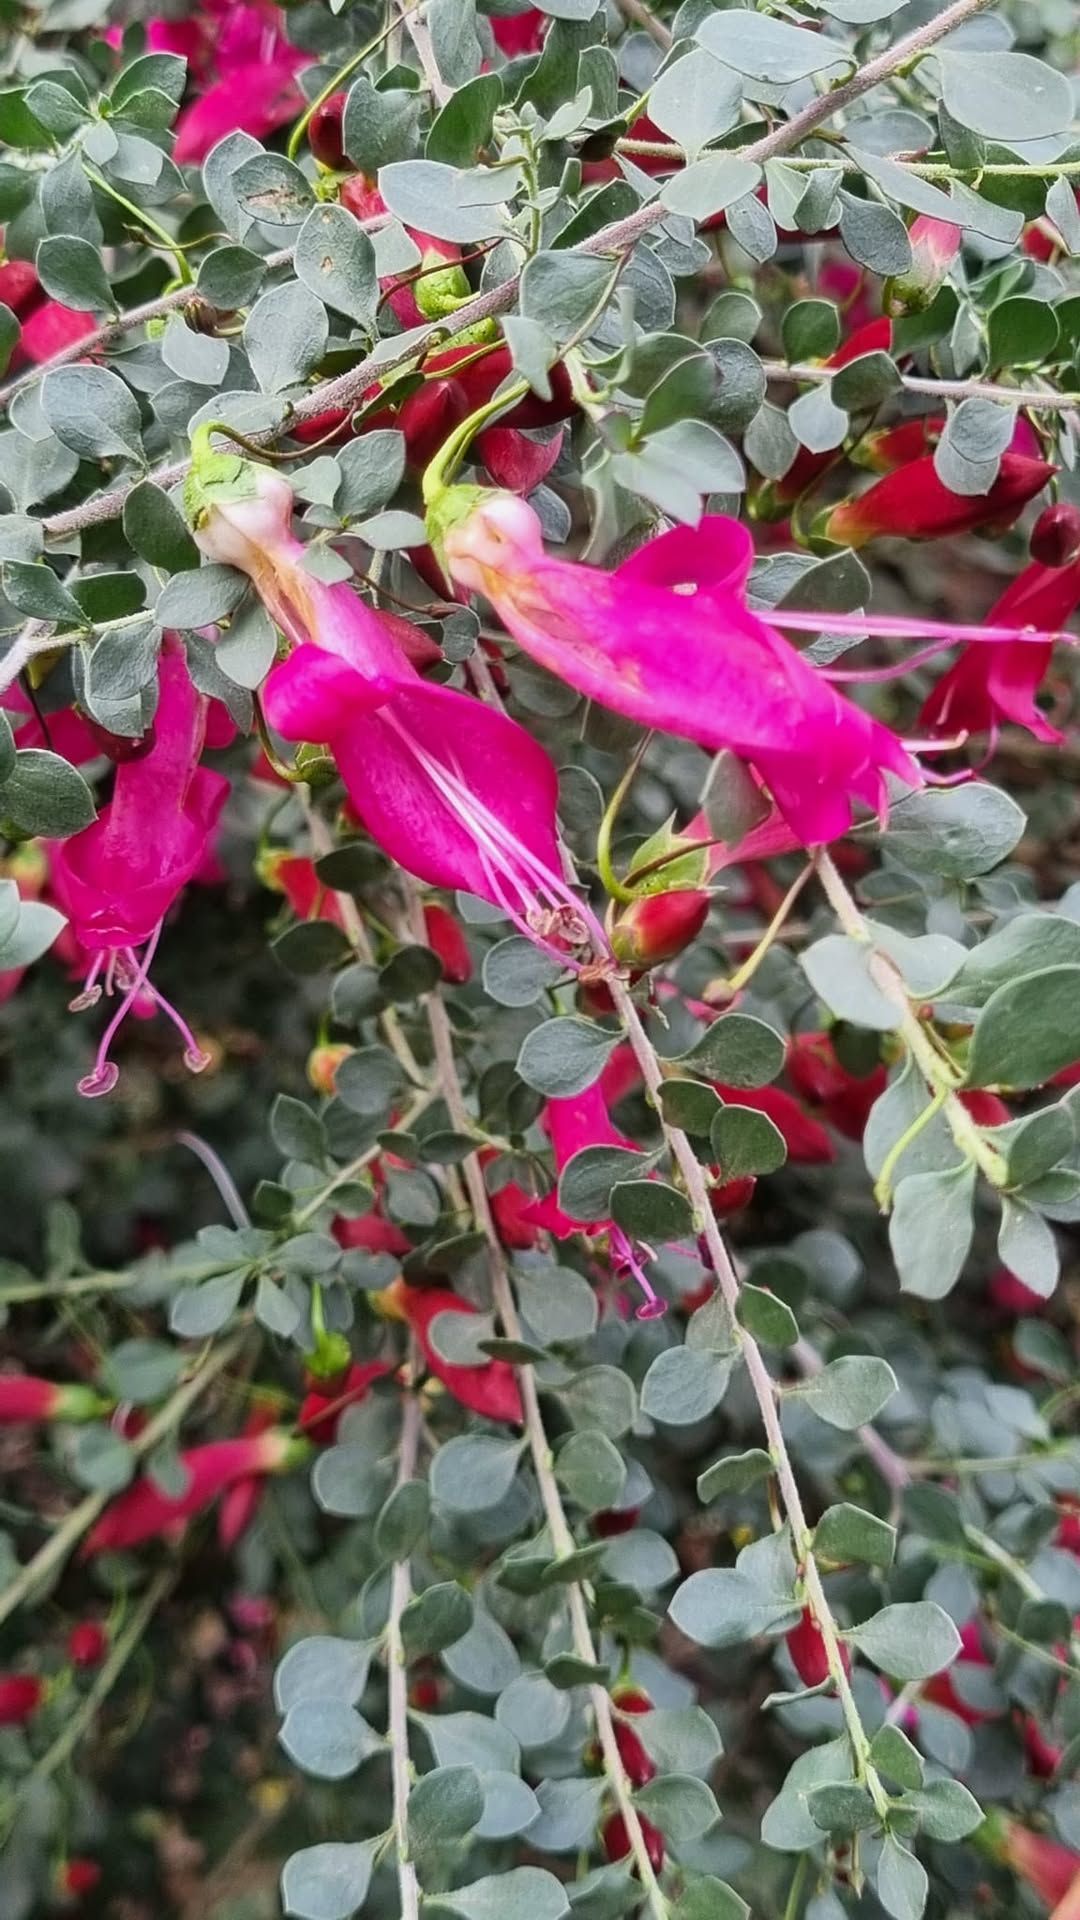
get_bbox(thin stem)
[400,2,450,105]
[0,1334,245,1631]
[722,862,813,996]
[766,356,1080,414]
[814,851,1008,1191]
[175,1131,251,1229]
[406,884,669,1919]
[37,0,998,547]
[387,1386,423,1920]
[609,976,891,1822]
[292,1090,435,1226]
[612,0,673,50]
[83,166,193,284]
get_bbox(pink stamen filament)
[768,608,1070,649]
[611,1226,666,1321]
[822,640,963,684]
[75,924,209,1097]
[77,925,163,1098]
[385,714,613,965]
[139,976,211,1072]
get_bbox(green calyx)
[423,481,492,584]
[183,422,261,530]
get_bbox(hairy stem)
[387,1386,424,1920]
[608,977,890,1820]
[406,886,669,1918]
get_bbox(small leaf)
[281,1841,377,1920]
[876,1834,928,1920]
[847,1602,961,1681]
[516,1018,617,1098]
[641,1346,731,1426]
[792,1355,897,1430]
[814,1503,896,1568]
[430,1434,522,1512]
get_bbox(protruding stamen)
[612,1226,666,1321]
[76,925,162,1100]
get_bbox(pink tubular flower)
[521,1084,666,1319]
[821,450,1055,548]
[0,1373,106,1423]
[191,465,607,966]
[50,638,229,1097]
[84,1431,307,1554]
[443,497,921,846]
[921,551,1080,744]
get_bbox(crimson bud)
[308,91,348,170]
[1030,501,1080,568]
[611,890,709,968]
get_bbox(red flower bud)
[68,1622,108,1669]
[0,256,39,315]
[56,1858,102,1899]
[855,415,945,474]
[1030,502,1080,568]
[308,91,348,170]
[408,1673,441,1710]
[611,1684,653,1714]
[611,891,709,968]
[822,452,1055,549]
[423,903,473,984]
[0,1374,107,1425]
[708,1175,756,1217]
[84,1431,308,1554]
[601,1812,665,1874]
[614,1719,655,1787]
[591,1506,641,1538]
[0,1673,44,1725]
[786,1608,849,1688]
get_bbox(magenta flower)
[523,1084,666,1319]
[156,0,308,166]
[50,638,229,1097]
[443,497,922,846]
[192,467,607,964]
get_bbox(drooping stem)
[608,976,891,1820]
[404,883,670,1919]
[386,1385,424,1920]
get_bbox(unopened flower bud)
[886,216,963,314]
[0,1673,44,1725]
[708,1174,756,1217]
[68,1621,108,1669]
[309,92,348,170]
[601,1811,665,1874]
[611,890,709,968]
[423,902,472,983]
[786,1607,851,1688]
[307,1044,352,1095]
[1030,501,1080,568]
